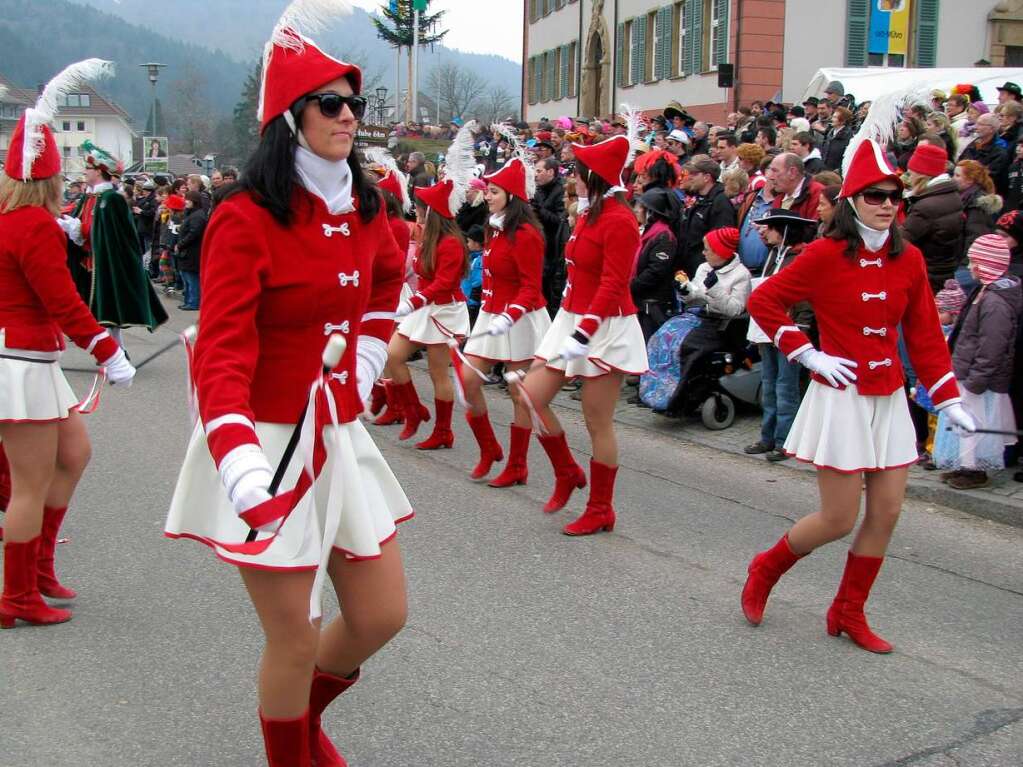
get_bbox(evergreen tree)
[231,60,262,163]
[373,0,447,121]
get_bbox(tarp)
[802,67,1023,105]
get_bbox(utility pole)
[412,5,420,123]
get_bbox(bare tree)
[476,85,517,126]
[426,61,487,124]
[165,64,216,156]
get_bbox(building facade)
[523,0,1023,124]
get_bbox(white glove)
[219,446,277,531]
[942,403,977,433]
[356,336,388,404]
[102,348,136,387]
[558,335,589,361]
[395,299,414,318]
[58,215,84,246]
[486,313,514,336]
[796,349,858,388]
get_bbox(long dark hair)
[379,186,405,220]
[825,194,904,259]
[486,194,545,246]
[418,201,469,279]
[578,160,628,226]
[226,112,380,227]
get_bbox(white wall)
[782,0,847,102]
[936,1,993,67]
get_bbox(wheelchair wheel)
[701,393,735,430]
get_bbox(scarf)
[294,144,354,215]
[848,199,890,252]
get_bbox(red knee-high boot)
[488,425,531,488]
[465,411,504,478]
[37,506,75,599]
[260,709,312,767]
[537,432,586,512]
[563,460,617,536]
[0,537,72,628]
[396,381,430,441]
[416,399,454,450]
[372,381,404,426]
[826,551,893,654]
[308,668,359,767]
[741,534,805,626]
[368,382,387,416]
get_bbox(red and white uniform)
[536,197,648,377]
[464,221,551,362]
[749,236,961,472]
[0,206,118,422]
[396,233,470,344]
[165,188,412,567]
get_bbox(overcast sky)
[350,0,524,63]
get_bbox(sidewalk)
[550,384,1023,530]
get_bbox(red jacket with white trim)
[747,236,961,407]
[388,214,411,259]
[481,222,546,320]
[194,188,403,468]
[0,205,118,362]
[561,197,640,338]
[410,234,466,307]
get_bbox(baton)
[945,426,1023,437]
[245,334,347,543]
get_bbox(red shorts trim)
[786,452,916,475]
[533,355,648,379]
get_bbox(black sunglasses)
[859,188,902,206]
[302,92,367,121]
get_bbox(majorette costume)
[390,122,475,448]
[163,2,410,761]
[741,137,965,654]
[66,141,168,334]
[0,59,132,629]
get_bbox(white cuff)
[356,335,389,384]
[786,342,815,362]
[205,413,257,436]
[927,371,955,398]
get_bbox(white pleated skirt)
[397,301,470,345]
[464,309,552,363]
[0,354,79,423]
[783,381,918,473]
[165,419,413,569]
[535,309,649,378]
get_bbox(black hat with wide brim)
[663,100,695,125]
[753,208,818,229]
[638,187,681,222]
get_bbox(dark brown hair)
[577,160,627,226]
[418,201,469,279]
[485,194,545,246]
[826,193,905,259]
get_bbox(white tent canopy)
[802,67,1023,105]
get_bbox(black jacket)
[531,176,567,307]
[175,206,208,272]
[822,125,852,171]
[455,200,487,237]
[133,192,157,237]
[680,183,737,276]
[1005,159,1023,213]
[960,138,1010,196]
[630,226,677,307]
[961,186,1004,257]
[901,179,964,293]
[803,156,825,175]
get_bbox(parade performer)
[740,136,976,654]
[164,2,410,763]
[66,140,167,351]
[518,108,648,535]
[387,122,474,447]
[0,59,135,629]
[461,127,551,483]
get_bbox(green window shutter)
[687,0,704,75]
[915,0,939,67]
[616,22,626,86]
[632,18,646,84]
[560,44,570,98]
[846,0,869,66]
[662,7,675,78]
[531,56,538,103]
[545,50,555,100]
[713,0,728,67]
[654,7,665,79]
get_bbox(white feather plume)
[841,84,930,176]
[21,58,114,181]
[257,0,354,123]
[489,122,536,199]
[445,119,478,214]
[618,102,644,168]
[365,146,411,213]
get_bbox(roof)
[0,73,131,124]
[0,73,33,107]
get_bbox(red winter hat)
[705,227,740,261]
[484,157,530,201]
[5,118,60,181]
[415,180,455,219]
[573,135,630,188]
[908,143,947,178]
[164,194,186,212]
[257,1,363,134]
[839,139,903,199]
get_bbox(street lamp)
[139,62,166,137]
[375,86,388,124]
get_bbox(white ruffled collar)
[852,207,890,252]
[295,144,354,215]
[489,213,505,230]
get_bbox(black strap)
[245,400,310,544]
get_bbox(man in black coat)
[531,156,567,315]
[679,157,737,276]
[962,114,1011,196]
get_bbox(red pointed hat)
[257,2,363,134]
[483,157,529,201]
[415,180,455,219]
[840,139,903,199]
[572,135,630,188]
[4,117,60,181]
[378,170,403,200]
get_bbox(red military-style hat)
[483,157,531,201]
[257,0,363,134]
[415,179,456,220]
[572,135,630,188]
[5,119,60,182]
[839,139,903,199]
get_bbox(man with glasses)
[665,129,690,160]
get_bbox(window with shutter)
[712,0,728,67]
[632,17,646,84]
[560,44,570,98]
[569,41,578,97]
[658,6,673,79]
[546,50,556,100]
[675,2,687,76]
[686,0,703,75]
[556,0,565,9]
[616,22,626,86]
[846,0,869,66]
[914,0,939,67]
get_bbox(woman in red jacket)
[741,139,976,653]
[388,128,474,449]
[519,134,647,535]
[461,156,551,483]
[0,59,134,630]
[164,9,410,764]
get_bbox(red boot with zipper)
[260,709,311,767]
[563,460,617,535]
[416,399,454,450]
[372,381,404,426]
[826,551,894,654]
[37,505,75,599]
[741,534,806,626]
[368,382,387,416]
[465,411,503,478]
[308,667,359,767]
[396,380,430,441]
[537,432,586,512]
[488,425,531,487]
[0,537,72,628]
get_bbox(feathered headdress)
[619,103,645,167]
[841,84,929,177]
[364,146,411,213]
[444,119,478,215]
[79,139,123,175]
[17,59,114,181]
[489,122,536,199]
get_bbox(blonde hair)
[0,175,64,215]
[721,167,749,198]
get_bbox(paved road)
[3,314,1022,767]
